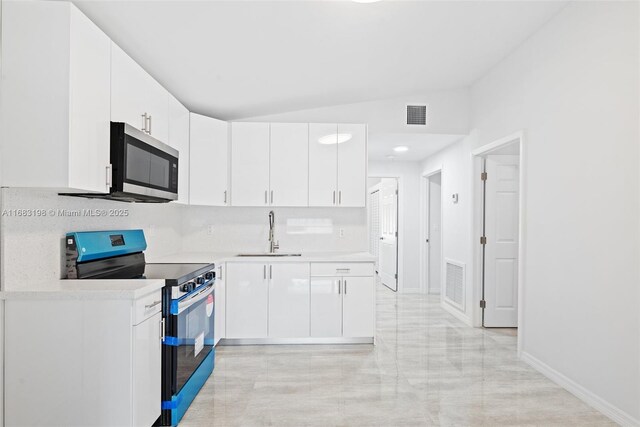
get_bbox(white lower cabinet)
[224,261,374,342]
[226,263,269,338]
[309,277,343,337]
[268,263,310,338]
[4,289,163,427]
[133,311,162,427]
[342,277,375,337]
[214,263,226,345]
[310,276,375,338]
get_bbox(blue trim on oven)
[168,349,215,426]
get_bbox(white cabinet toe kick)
[220,261,376,345]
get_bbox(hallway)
[181,286,613,426]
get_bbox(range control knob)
[195,276,205,285]
[204,271,215,281]
[181,282,195,293]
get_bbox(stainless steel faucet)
[268,210,279,253]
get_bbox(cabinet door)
[231,122,270,206]
[342,276,375,338]
[110,42,169,143]
[67,6,111,193]
[337,124,367,207]
[190,113,229,206]
[310,277,342,337]
[133,312,162,427]
[111,42,147,134]
[268,263,310,338]
[214,264,226,345]
[168,96,190,204]
[226,263,268,338]
[269,123,309,206]
[308,124,338,207]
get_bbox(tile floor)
[181,285,614,426]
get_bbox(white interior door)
[483,155,520,327]
[368,187,381,271]
[378,178,398,291]
[428,173,442,294]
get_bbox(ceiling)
[74,0,567,121]
[368,133,464,162]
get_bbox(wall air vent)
[444,259,465,311]
[406,105,427,125]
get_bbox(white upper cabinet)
[337,124,367,207]
[269,123,309,207]
[308,124,339,206]
[111,42,169,143]
[308,123,367,207]
[168,96,190,204]
[231,122,271,206]
[0,2,111,193]
[190,113,229,206]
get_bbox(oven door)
[168,283,215,394]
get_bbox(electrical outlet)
[207,225,215,236]
[339,228,345,238]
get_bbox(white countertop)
[1,279,165,300]
[147,251,376,264]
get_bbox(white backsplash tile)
[0,189,368,291]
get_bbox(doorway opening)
[472,133,524,338]
[368,177,399,292]
[424,171,442,295]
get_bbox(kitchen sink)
[236,253,302,257]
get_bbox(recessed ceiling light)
[393,146,409,152]
[318,133,352,145]
[386,155,396,161]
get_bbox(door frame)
[420,166,444,295]
[470,131,526,355]
[367,175,401,292]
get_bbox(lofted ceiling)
[74,0,567,122]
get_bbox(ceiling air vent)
[406,105,427,126]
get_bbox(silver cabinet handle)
[270,190,274,205]
[263,264,267,279]
[145,300,162,310]
[147,115,152,135]
[224,190,227,204]
[339,191,342,205]
[141,113,147,132]
[106,164,112,187]
[344,279,347,294]
[269,264,272,279]
[218,265,223,280]
[333,190,336,205]
[338,279,341,294]
[160,317,165,341]
[264,190,268,205]
[336,268,350,273]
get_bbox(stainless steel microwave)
[109,122,179,202]
[64,122,179,203]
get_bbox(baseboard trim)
[520,351,639,427]
[440,300,473,326]
[220,337,374,345]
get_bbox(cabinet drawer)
[310,263,374,277]
[133,290,162,325]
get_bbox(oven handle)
[175,284,214,315]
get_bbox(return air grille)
[444,259,465,310]
[406,105,427,125]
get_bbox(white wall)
[421,2,639,423]
[369,160,422,292]
[421,137,474,317]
